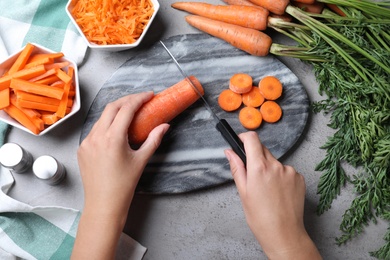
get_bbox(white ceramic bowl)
[66,0,160,52]
[0,43,81,136]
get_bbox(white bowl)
[66,0,160,52]
[0,43,81,136]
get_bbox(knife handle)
[216,119,247,166]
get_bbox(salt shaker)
[32,155,66,185]
[0,143,33,174]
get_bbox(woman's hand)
[72,92,169,260]
[225,131,321,260]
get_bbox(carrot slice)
[218,89,242,112]
[239,106,262,130]
[260,101,282,123]
[229,73,253,94]
[242,86,265,107]
[128,76,204,144]
[258,76,283,100]
[7,43,35,75]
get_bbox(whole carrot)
[247,0,289,15]
[222,0,257,6]
[185,15,272,56]
[172,2,269,30]
[128,76,204,144]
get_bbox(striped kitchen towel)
[0,0,88,64]
[0,167,147,260]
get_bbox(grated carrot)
[71,0,155,45]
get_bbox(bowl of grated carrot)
[66,0,160,52]
[0,43,81,136]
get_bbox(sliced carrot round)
[242,86,265,107]
[218,89,242,112]
[239,106,262,130]
[229,73,253,94]
[260,101,282,123]
[258,75,283,100]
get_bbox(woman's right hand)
[225,131,321,260]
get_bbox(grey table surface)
[7,0,385,259]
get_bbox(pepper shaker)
[32,155,66,185]
[0,143,33,174]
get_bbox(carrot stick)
[4,103,40,134]
[15,91,72,107]
[45,61,70,71]
[10,78,64,100]
[292,1,324,14]
[128,76,204,144]
[229,73,253,93]
[218,89,242,111]
[0,65,47,90]
[242,86,265,107]
[185,15,272,56]
[247,0,289,15]
[16,99,59,112]
[41,113,59,125]
[56,67,73,118]
[0,88,10,109]
[239,106,262,130]
[258,75,283,100]
[260,100,282,123]
[27,52,64,63]
[172,2,269,30]
[7,43,35,75]
[55,68,72,84]
[10,94,41,119]
[28,68,57,82]
[24,57,54,69]
[35,75,61,85]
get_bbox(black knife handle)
[216,119,247,165]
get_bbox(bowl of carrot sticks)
[66,0,160,52]
[0,43,80,136]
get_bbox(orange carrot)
[41,112,59,125]
[128,76,204,144]
[247,0,289,15]
[24,57,54,69]
[0,65,47,90]
[56,67,73,118]
[292,1,324,14]
[15,91,72,107]
[35,75,60,85]
[185,15,272,56]
[242,86,265,107]
[326,3,346,16]
[45,61,70,71]
[16,99,59,112]
[10,94,41,119]
[260,100,282,123]
[229,73,253,94]
[258,75,283,100]
[239,106,262,130]
[71,0,155,45]
[55,68,72,84]
[4,104,40,134]
[28,68,57,82]
[218,89,242,112]
[172,2,269,30]
[0,88,10,109]
[7,43,35,75]
[26,52,64,63]
[10,78,64,100]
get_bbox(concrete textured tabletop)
[7,0,385,259]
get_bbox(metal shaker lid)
[33,155,58,180]
[0,143,23,168]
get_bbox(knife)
[160,41,247,165]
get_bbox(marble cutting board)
[80,33,309,194]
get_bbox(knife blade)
[160,41,246,165]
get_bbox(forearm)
[71,209,127,260]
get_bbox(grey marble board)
[80,33,309,194]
